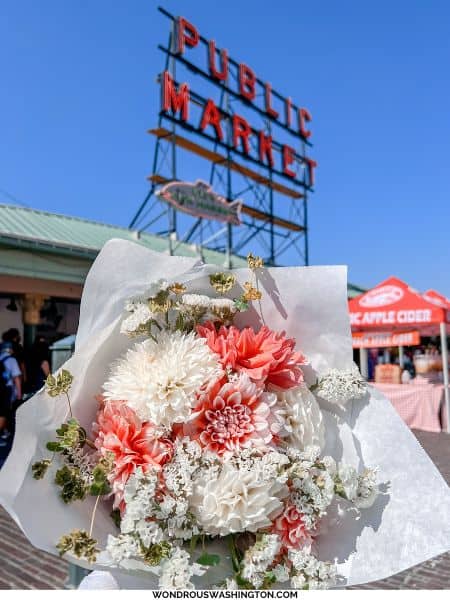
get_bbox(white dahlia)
[276,387,325,451]
[103,331,222,427]
[190,462,288,536]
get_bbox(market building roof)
[0,203,248,266]
[0,203,365,297]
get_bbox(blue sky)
[1,1,449,293]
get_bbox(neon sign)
[158,10,317,189]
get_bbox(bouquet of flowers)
[2,240,450,589]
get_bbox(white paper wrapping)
[1,238,450,589]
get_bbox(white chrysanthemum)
[190,462,288,536]
[314,365,367,407]
[103,331,222,426]
[276,387,325,451]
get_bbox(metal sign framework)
[129,6,316,267]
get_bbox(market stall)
[349,276,450,432]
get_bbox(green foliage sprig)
[55,465,87,504]
[31,459,52,480]
[57,529,99,563]
[46,418,85,453]
[46,370,74,397]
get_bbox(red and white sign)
[359,285,404,308]
[159,14,317,186]
[352,330,421,349]
[157,180,242,225]
[349,277,448,330]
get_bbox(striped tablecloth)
[372,382,446,433]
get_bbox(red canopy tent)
[423,289,450,312]
[349,276,450,432]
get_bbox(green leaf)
[110,508,121,529]
[197,552,221,567]
[89,481,110,496]
[46,441,62,452]
[31,459,51,480]
[233,297,249,312]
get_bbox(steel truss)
[129,7,312,267]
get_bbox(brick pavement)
[0,430,449,589]
[0,508,67,589]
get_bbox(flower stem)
[89,495,101,538]
[64,391,73,418]
[228,535,240,573]
[254,274,266,326]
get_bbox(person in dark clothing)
[0,341,21,468]
[2,328,26,383]
[0,392,12,468]
[26,337,51,395]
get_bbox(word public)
[160,16,317,186]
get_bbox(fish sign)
[157,180,242,225]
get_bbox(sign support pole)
[168,23,177,256]
[359,347,369,380]
[439,321,450,433]
[398,345,404,369]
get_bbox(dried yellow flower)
[243,282,262,301]
[149,289,172,313]
[247,253,264,271]
[168,282,187,295]
[209,272,236,293]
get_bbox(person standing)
[2,328,26,388]
[0,341,21,463]
[26,337,50,395]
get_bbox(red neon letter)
[264,83,279,119]
[285,97,292,127]
[258,131,274,167]
[304,157,318,186]
[232,115,251,154]
[298,107,312,139]
[282,144,296,178]
[239,63,256,101]
[209,40,228,81]
[162,71,189,121]
[200,99,224,140]
[176,17,199,54]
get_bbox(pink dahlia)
[182,374,277,455]
[94,399,173,508]
[272,503,313,550]
[197,322,305,389]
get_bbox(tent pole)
[359,348,369,380]
[399,345,404,369]
[439,321,450,433]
